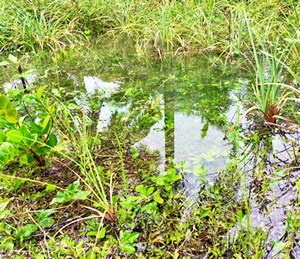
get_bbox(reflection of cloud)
[134,115,165,172]
[84,76,120,96]
[97,102,130,132]
[3,74,38,93]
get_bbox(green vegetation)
[0,0,299,61]
[1,0,300,258]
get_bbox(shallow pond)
[1,47,299,257]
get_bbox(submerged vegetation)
[1,0,300,258]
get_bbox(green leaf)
[29,122,43,134]
[0,61,10,66]
[50,191,66,204]
[0,142,15,164]
[153,193,164,204]
[136,185,154,196]
[99,227,106,239]
[86,230,98,236]
[46,133,57,148]
[45,185,56,194]
[135,185,147,196]
[198,209,210,219]
[19,125,35,146]
[0,95,8,109]
[41,115,51,134]
[38,209,56,228]
[0,239,14,250]
[51,180,90,204]
[128,232,139,243]
[87,228,106,238]
[0,199,10,211]
[6,130,23,143]
[67,103,82,110]
[19,154,28,164]
[8,54,17,63]
[16,224,37,239]
[0,95,17,123]
[124,245,135,254]
[0,129,5,143]
[4,106,18,123]
[36,85,48,101]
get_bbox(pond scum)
[1,0,300,258]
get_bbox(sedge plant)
[227,11,298,136]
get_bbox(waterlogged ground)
[0,49,238,192]
[1,46,300,257]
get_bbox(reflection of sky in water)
[229,134,300,258]
[80,75,130,132]
[67,74,300,256]
[84,76,119,96]
[97,102,131,132]
[3,74,38,92]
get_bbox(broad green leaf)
[8,54,17,63]
[0,129,5,143]
[1,239,14,250]
[136,185,154,196]
[141,202,157,213]
[50,191,65,204]
[153,193,163,204]
[99,227,106,239]
[124,245,135,254]
[0,61,10,66]
[46,133,57,148]
[86,230,98,236]
[135,185,147,196]
[51,180,90,204]
[0,95,8,109]
[6,130,23,143]
[38,209,56,228]
[36,85,48,101]
[67,103,82,110]
[198,209,210,219]
[16,224,37,239]
[4,106,18,123]
[19,125,35,146]
[0,142,15,164]
[128,232,139,243]
[19,154,28,164]
[87,228,106,238]
[0,199,10,211]
[42,115,50,133]
[29,122,43,134]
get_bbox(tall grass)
[0,0,299,60]
[52,103,118,223]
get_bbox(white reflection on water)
[3,74,38,92]
[84,76,119,96]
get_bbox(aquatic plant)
[227,12,299,135]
